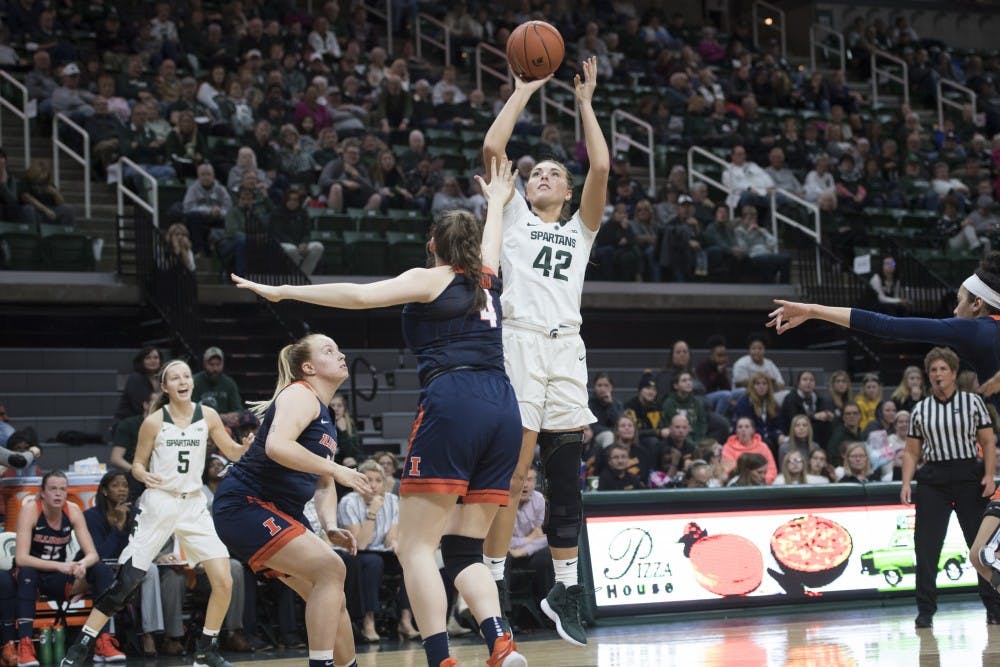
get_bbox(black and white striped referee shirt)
[908,390,994,462]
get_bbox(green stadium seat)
[343,230,388,275]
[386,231,428,273]
[0,222,43,270]
[308,208,357,234]
[310,230,345,273]
[41,231,96,271]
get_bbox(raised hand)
[513,70,553,95]
[766,300,813,335]
[474,155,516,204]
[574,56,598,105]
[231,274,283,302]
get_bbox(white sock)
[82,626,98,638]
[553,557,579,588]
[202,628,220,638]
[484,555,506,581]
[309,650,334,660]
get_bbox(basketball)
[506,20,565,81]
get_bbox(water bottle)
[695,250,708,277]
[39,629,52,667]
[52,626,65,664]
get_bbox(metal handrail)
[117,157,159,229]
[52,113,91,218]
[415,13,450,67]
[937,78,976,133]
[540,78,580,141]
[871,48,909,109]
[611,110,654,197]
[769,189,821,285]
[810,23,845,73]
[475,42,512,94]
[362,0,393,61]
[0,70,31,166]
[687,146,732,203]
[752,0,786,60]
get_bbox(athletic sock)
[553,558,578,587]
[308,649,333,667]
[17,620,32,640]
[78,625,98,647]
[484,555,506,581]
[0,622,13,644]
[422,631,450,666]
[479,616,505,654]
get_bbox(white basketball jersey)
[500,192,596,331]
[150,404,209,494]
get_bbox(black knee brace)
[539,431,585,549]
[93,560,145,617]
[440,535,484,584]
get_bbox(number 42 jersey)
[500,192,597,332]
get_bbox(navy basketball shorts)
[212,475,308,575]
[400,369,522,505]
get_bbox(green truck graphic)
[859,532,966,587]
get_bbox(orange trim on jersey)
[404,405,425,461]
[245,496,307,573]
[463,489,510,505]
[399,478,470,496]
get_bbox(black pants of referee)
[914,459,1000,616]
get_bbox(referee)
[903,347,999,628]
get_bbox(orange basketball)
[506,21,565,81]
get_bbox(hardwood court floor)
[205,599,1000,667]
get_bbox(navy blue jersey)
[227,382,338,516]
[402,269,505,387]
[28,501,73,562]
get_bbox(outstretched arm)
[482,73,552,170]
[575,57,610,232]
[767,300,852,334]
[232,267,451,309]
[474,155,516,271]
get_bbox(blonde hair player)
[60,360,249,667]
[480,55,610,647]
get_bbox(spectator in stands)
[165,110,207,181]
[863,399,897,439]
[834,154,868,214]
[320,139,380,213]
[371,149,416,211]
[728,452,770,487]
[657,414,697,471]
[780,370,835,449]
[629,199,660,281]
[84,97,125,177]
[19,159,74,227]
[765,147,804,198]
[648,445,683,489]
[277,123,319,186]
[964,195,1000,243]
[827,401,864,466]
[430,175,475,219]
[589,372,623,445]
[593,414,652,480]
[506,466,553,603]
[735,205,790,283]
[85,470,166,656]
[218,80,255,138]
[193,347,244,422]
[149,2,182,66]
[120,104,175,184]
[938,195,991,252]
[595,202,641,281]
[0,148,23,223]
[373,75,412,139]
[0,429,41,478]
[804,153,836,203]
[329,393,362,469]
[771,451,809,485]
[164,223,196,272]
[836,442,873,484]
[598,443,646,491]
[721,417,777,484]
[141,101,172,143]
[183,163,232,256]
[51,63,95,123]
[881,410,909,482]
[828,369,852,420]
[308,15,342,61]
[723,145,774,213]
[270,187,323,275]
[732,333,785,392]
[695,335,738,415]
[338,459,417,642]
[854,373,883,431]
[218,187,253,276]
[25,50,57,117]
[734,372,784,455]
[114,347,162,422]
[228,148,271,194]
[662,372,709,442]
[14,471,121,667]
[867,256,909,315]
[703,205,751,281]
[806,448,835,483]
[779,414,819,464]
[891,366,926,412]
[372,451,400,495]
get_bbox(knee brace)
[93,560,145,617]
[539,431,585,549]
[440,535,484,584]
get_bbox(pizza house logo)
[601,527,674,601]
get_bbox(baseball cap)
[245,49,262,59]
[203,346,224,362]
[638,371,656,391]
[62,63,80,76]
[678,194,694,205]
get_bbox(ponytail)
[248,335,319,417]
[432,209,486,312]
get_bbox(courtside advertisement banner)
[585,504,977,615]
